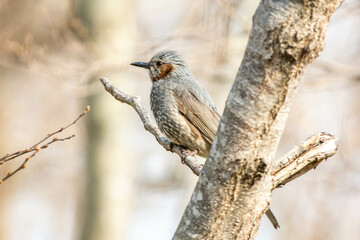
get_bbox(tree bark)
[173,1,344,239]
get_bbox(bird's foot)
[181,148,198,158]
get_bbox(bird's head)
[131,50,189,82]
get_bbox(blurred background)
[0,0,359,239]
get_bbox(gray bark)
[173,1,344,239]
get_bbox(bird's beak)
[130,61,150,69]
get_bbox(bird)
[130,50,280,229]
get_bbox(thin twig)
[99,77,203,175]
[0,106,90,183]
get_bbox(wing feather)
[173,90,221,145]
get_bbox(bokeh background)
[0,0,359,239]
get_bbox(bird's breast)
[150,82,210,157]
[150,84,179,136]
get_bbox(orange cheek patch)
[155,64,174,81]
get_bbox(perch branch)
[100,77,203,175]
[0,105,91,183]
[99,78,337,184]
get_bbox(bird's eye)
[156,61,162,66]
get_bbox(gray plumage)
[130,50,280,229]
[131,50,221,158]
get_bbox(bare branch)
[99,77,203,175]
[0,105,90,183]
[272,132,337,189]
[99,77,338,188]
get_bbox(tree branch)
[99,78,338,187]
[273,132,337,189]
[99,77,203,175]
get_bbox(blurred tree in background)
[0,0,359,240]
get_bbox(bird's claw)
[181,148,198,158]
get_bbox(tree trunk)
[78,1,137,240]
[173,1,344,239]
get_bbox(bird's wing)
[173,90,221,144]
